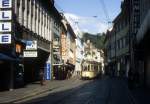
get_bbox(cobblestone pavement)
[19,77,132,104]
[0,77,87,104]
[0,76,149,104]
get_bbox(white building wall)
[75,38,84,72]
[14,0,52,42]
[24,0,28,28]
[32,0,36,33]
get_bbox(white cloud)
[64,13,109,34]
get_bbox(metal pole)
[9,0,15,91]
[9,63,14,91]
[50,17,54,80]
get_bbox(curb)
[2,87,56,104]
[0,78,79,104]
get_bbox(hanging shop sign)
[26,41,37,50]
[0,0,12,44]
[44,63,51,80]
[24,40,37,57]
[23,50,37,58]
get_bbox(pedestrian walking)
[39,69,45,86]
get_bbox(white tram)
[81,61,101,79]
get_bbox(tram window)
[83,66,88,71]
[88,65,90,71]
[91,65,94,71]
[94,65,97,71]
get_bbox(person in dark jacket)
[39,69,44,86]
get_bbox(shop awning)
[0,53,19,62]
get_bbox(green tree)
[82,32,105,49]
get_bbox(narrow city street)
[0,0,150,104]
[13,77,132,104]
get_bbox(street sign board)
[23,50,37,57]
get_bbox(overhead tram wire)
[98,0,112,29]
[54,1,83,38]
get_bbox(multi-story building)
[0,0,69,90]
[135,0,150,86]
[83,40,104,73]
[75,36,84,76]
[52,8,63,66]
[66,23,76,66]
[104,0,150,87]
[104,29,116,76]
[113,0,130,77]
[52,16,76,80]
[105,0,130,77]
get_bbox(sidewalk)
[0,77,79,104]
[124,78,150,104]
[110,77,150,104]
[130,87,150,104]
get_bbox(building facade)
[75,36,84,76]
[104,0,130,77]
[0,0,74,90]
[52,16,77,80]
[13,0,56,85]
[105,0,150,87]
[104,29,116,76]
[113,0,130,77]
[83,40,104,74]
[135,0,150,87]
[105,0,131,77]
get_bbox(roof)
[67,24,77,39]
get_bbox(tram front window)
[83,66,88,71]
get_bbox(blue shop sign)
[44,63,51,80]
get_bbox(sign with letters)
[0,0,12,44]
[23,51,37,57]
[24,40,38,57]
[0,10,12,20]
[0,22,11,32]
[0,0,12,8]
[44,63,51,80]
[26,41,37,50]
[0,34,11,44]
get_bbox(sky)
[54,0,122,34]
